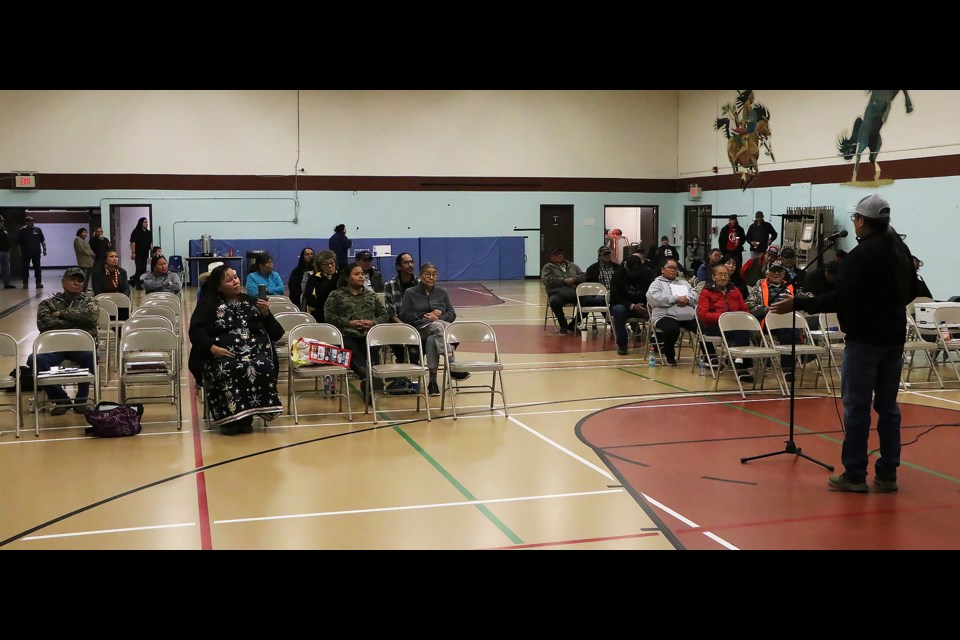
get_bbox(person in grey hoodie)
[646,258,699,365]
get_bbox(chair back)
[932,305,960,328]
[367,323,422,349]
[763,311,809,333]
[95,292,131,314]
[33,329,97,356]
[267,295,292,303]
[275,312,316,334]
[289,322,345,350]
[120,327,178,356]
[96,298,119,320]
[139,298,181,316]
[0,332,18,362]
[444,320,499,352]
[717,311,763,334]
[131,305,179,327]
[167,255,184,273]
[122,315,175,337]
[207,261,224,272]
[269,301,301,315]
[575,282,607,298]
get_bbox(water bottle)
[648,346,657,367]
[697,355,707,376]
[941,321,951,342]
[323,374,333,395]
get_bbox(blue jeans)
[27,350,96,401]
[611,304,648,350]
[839,340,903,481]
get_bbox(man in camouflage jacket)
[29,267,100,414]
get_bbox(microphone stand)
[740,236,841,470]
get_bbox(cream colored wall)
[0,90,679,179]
[678,90,960,180]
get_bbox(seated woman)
[188,264,285,435]
[646,258,699,366]
[288,247,315,310]
[323,262,389,402]
[303,250,339,323]
[142,255,183,295]
[399,262,470,397]
[245,253,286,298]
[90,249,131,320]
[696,263,753,381]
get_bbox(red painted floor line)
[183,298,213,551]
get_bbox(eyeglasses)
[662,265,678,270]
[421,272,439,279]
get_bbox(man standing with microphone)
[769,195,917,493]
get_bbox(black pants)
[131,253,148,286]
[654,316,698,360]
[21,254,41,284]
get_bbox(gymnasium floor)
[2,278,959,551]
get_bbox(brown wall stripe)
[24,153,960,194]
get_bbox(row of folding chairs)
[285,320,508,426]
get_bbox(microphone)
[825,230,848,242]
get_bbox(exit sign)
[13,173,36,189]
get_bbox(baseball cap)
[855,194,891,219]
[63,267,85,280]
[624,255,644,272]
[25,216,34,221]
[780,247,796,258]
[598,245,612,255]
[355,250,372,261]
[548,245,564,255]
[766,245,781,256]
[767,260,786,272]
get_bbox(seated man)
[382,252,421,394]
[746,260,800,381]
[27,267,99,415]
[355,250,385,293]
[585,245,616,290]
[541,245,586,335]
[780,247,807,291]
[740,245,780,287]
[609,255,653,356]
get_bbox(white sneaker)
[734,358,744,365]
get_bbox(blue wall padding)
[184,236,523,286]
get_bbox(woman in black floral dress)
[188,264,285,435]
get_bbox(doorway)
[603,205,658,261]
[539,204,574,268]
[683,205,714,252]
[110,205,153,278]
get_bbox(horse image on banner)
[714,90,775,191]
[838,90,913,185]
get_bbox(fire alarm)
[689,184,702,200]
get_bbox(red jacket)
[696,284,748,328]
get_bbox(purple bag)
[84,402,144,437]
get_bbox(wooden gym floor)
[2,278,960,551]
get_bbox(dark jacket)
[608,263,654,308]
[91,266,131,296]
[129,227,153,256]
[794,228,917,345]
[303,270,340,323]
[364,267,385,294]
[721,222,747,255]
[745,220,778,253]
[0,226,11,252]
[188,293,284,386]
[329,232,352,269]
[17,226,45,257]
[90,235,112,262]
[648,244,680,269]
[288,264,309,309]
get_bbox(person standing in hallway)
[0,215,15,289]
[73,228,96,291]
[89,226,112,273]
[16,216,46,289]
[745,211,778,260]
[128,217,152,290]
[329,223,352,270]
